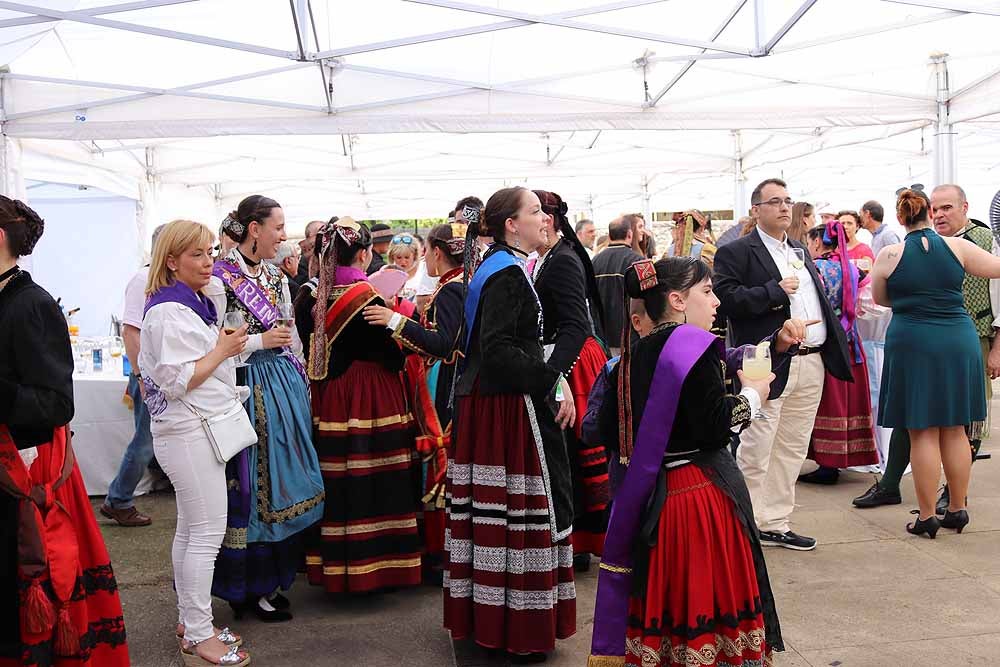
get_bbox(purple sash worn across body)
[212,260,308,382]
[589,324,722,666]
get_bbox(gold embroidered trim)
[318,452,413,472]
[625,626,767,666]
[305,555,323,565]
[666,481,711,497]
[222,527,247,550]
[731,395,752,426]
[587,656,625,667]
[315,413,414,432]
[599,562,632,574]
[321,557,421,576]
[253,385,326,524]
[320,517,417,536]
[814,415,873,430]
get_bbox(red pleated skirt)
[810,359,879,469]
[625,464,770,667]
[444,386,576,654]
[566,337,610,556]
[0,445,128,667]
[307,360,422,594]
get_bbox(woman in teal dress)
[872,189,1000,538]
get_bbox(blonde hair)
[387,241,418,264]
[146,219,216,296]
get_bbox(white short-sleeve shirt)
[122,267,150,329]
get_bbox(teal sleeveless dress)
[879,228,986,429]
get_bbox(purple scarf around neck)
[144,280,218,327]
[335,265,369,284]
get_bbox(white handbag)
[180,399,257,464]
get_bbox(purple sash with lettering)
[589,324,722,666]
[213,259,307,381]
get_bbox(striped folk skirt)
[444,386,576,655]
[809,359,879,469]
[306,360,422,594]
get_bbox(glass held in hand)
[742,342,772,420]
[223,311,249,368]
[276,302,294,358]
[789,247,806,271]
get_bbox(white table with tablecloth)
[71,372,162,497]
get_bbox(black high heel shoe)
[906,510,940,539]
[940,508,970,534]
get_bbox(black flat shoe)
[508,651,548,664]
[573,553,592,573]
[797,468,840,485]
[268,592,291,611]
[906,511,940,539]
[229,600,293,623]
[940,508,970,533]
[852,481,901,508]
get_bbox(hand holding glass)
[224,311,249,367]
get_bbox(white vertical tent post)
[932,52,956,185]
[137,146,159,258]
[732,130,747,217]
[753,0,766,54]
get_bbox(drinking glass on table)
[276,302,294,357]
[108,336,125,375]
[742,343,771,420]
[223,311,249,368]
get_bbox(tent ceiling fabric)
[2,0,1000,221]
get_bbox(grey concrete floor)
[97,422,1000,667]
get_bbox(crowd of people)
[2,178,1000,667]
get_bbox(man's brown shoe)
[100,503,152,527]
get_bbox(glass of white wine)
[276,302,294,358]
[109,336,125,375]
[789,247,806,271]
[742,342,771,420]
[224,311,249,368]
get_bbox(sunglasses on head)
[895,183,925,196]
[391,234,415,245]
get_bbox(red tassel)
[54,603,80,656]
[20,578,54,635]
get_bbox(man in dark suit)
[715,177,851,552]
[592,214,644,355]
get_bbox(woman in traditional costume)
[531,190,610,569]
[589,257,795,667]
[295,218,422,594]
[444,187,577,662]
[0,197,128,667]
[798,221,878,485]
[205,195,325,622]
[363,223,466,578]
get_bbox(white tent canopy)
[3,0,1000,229]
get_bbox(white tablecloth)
[71,373,160,497]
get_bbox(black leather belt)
[797,346,822,356]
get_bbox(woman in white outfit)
[139,220,252,667]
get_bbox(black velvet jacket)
[0,270,75,652]
[455,245,560,398]
[295,282,403,381]
[393,269,464,424]
[533,239,604,376]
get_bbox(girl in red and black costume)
[0,197,128,667]
[444,187,577,662]
[363,222,467,579]
[294,218,422,594]
[531,190,611,570]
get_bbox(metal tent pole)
[932,52,956,185]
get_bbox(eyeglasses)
[391,234,415,245]
[753,197,794,208]
[895,183,925,196]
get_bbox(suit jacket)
[592,244,643,348]
[714,230,852,399]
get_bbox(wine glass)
[742,343,771,420]
[223,311,249,368]
[789,248,806,271]
[108,336,125,375]
[276,302,294,357]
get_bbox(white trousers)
[154,426,228,643]
[737,353,825,534]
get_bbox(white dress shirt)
[755,226,828,348]
[140,302,247,436]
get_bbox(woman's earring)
[513,230,521,249]
[252,239,258,255]
[683,312,688,324]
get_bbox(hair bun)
[896,189,928,225]
[624,259,661,298]
[13,199,44,255]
